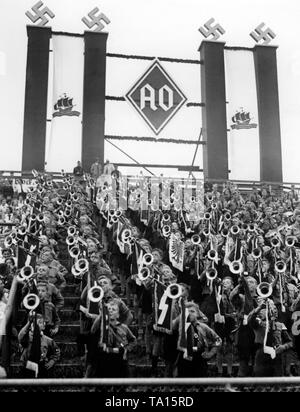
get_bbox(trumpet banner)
[99,301,110,350]
[169,233,184,272]
[45,35,84,172]
[224,50,260,181]
[177,298,194,360]
[153,280,174,334]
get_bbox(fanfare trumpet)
[23,294,40,311]
[248,224,256,232]
[71,265,83,278]
[37,213,44,223]
[87,284,104,303]
[252,248,262,260]
[221,228,229,238]
[67,226,77,237]
[162,225,171,237]
[285,237,295,248]
[202,228,210,237]
[75,258,89,274]
[230,225,240,236]
[256,282,273,299]
[121,228,132,244]
[275,260,286,273]
[165,283,182,300]
[66,235,77,246]
[137,267,151,282]
[224,212,231,222]
[162,213,171,223]
[69,245,81,259]
[4,235,15,248]
[191,234,201,245]
[17,266,35,282]
[207,249,218,262]
[142,253,154,267]
[229,260,244,275]
[271,237,280,248]
[206,267,218,281]
[57,216,66,226]
[64,208,72,219]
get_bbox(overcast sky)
[0,0,300,181]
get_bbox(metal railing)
[0,377,300,389]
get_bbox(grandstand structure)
[2,3,300,396]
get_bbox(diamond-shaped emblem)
[126,60,187,135]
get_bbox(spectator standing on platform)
[73,161,84,184]
[102,160,115,186]
[103,159,115,176]
[90,158,102,180]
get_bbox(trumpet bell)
[252,248,262,260]
[87,285,104,303]
[162,213,171,223]
[18,227,27,237]
[206,268,218,281]
[275,260,286,273]
[121,229,132,243]
[165,283,182,300]
[191,234,201,245]
[204,212,211,221]
[271,237,280,248]
[207,249,218,262]
[4,236,14,248]
[257,282,273,299]
[221,228,229,238]
[202,228,210,237]
[64,208,72,218]
[115,210,122,218]
[75,258,89,274]
[67,226,77,237]
[69,246,80,259]
[37,213,44,223]
[230,225,240,236]
[206,194,213,202]
[142,253,154,266]
[72,194,80,202]
[162,225,171,237]
[57,216,66,226]
[229,260,244,275]
[137,267,151,282]
[18,265,35,282]
[23,294,40,311]
[211,202,218,210]
[224,213,231,222]
[248,224,256,232]
[286,237,295,248]
[71,265,83,278]
[66,235,76,246]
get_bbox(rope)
[105,135,205,145]
[106,53,201,65]
[104,138,156,176]
[187,128,203,182]
[105,96,204,107]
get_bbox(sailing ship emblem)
[231,108,257,130]
[53,93,80,118]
